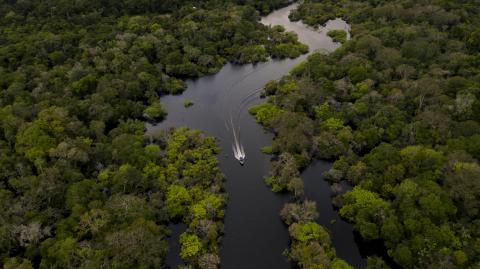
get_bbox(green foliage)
[271,43,310,59]
[351,82,369,100]
[314,103,333,120]
[234,45,268,63]
[320,118,344,131]
[285,216,353,269]
[287,241,332,269]
[289,3,337,27]
[259,0,480,267]
[340,187,390,222]
[331,258,354,269]
[1,121,224,268]
[289,222,328,243]
[249,102,284,126]
[266,153,301,192]
[0,0,310,266]
[280,201,319,225]
[340,187,391,240]
[399,146,445,179]
[167,78,187,94]
[190,193,226,221]
[3,258,33,269]
[278,81,298,95]
[261,146,274,154]
[446,162,480,218]
[2,0,480,267]
[366,256,389,269]
[144,102,167,121]
[180,233,203,259]
[184,100,194,108]
[327,30,347,44]
[166,185,193,219]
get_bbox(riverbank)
[147,3,363,268]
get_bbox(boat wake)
[222,62,270,165]
[227,86,267,165]
[230,117,246,165]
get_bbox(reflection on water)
[302,161,367,268]
[164,223,186,269]
[147,3,364,269]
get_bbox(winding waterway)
[147,3,366,268]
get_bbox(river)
[147,3,366,269]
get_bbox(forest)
[2,0,480,268]
[251,0,480,268]
[0,0,303,268]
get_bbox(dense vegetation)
[327,30,348,44]
[251,0,480,268]
[0,0,308,268]
[280,200,354,268]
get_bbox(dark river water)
[147,3,366,269]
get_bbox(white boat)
[231,118,246,165]
[232,141,246,165]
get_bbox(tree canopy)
[253,0,480,267]
[0,0,308,267]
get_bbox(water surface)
[302,161,367,268]
[147,4,363,268]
